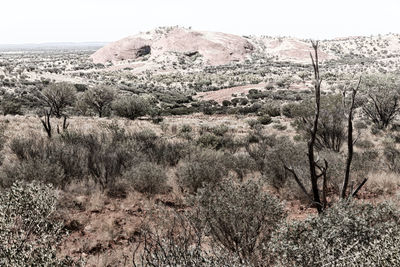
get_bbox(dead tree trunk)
[341,78,361,198]
[309,41,323,213]
[57,115,69,134]
[40,108,52,138]
[282,41,327,213]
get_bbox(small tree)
[362,74,400,129]
[112,95,150,120]
[82,86,115,117]
[41,82,76,118]
[283,42,364,212]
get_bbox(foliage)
[82,85,115,117]
[133,214,248,267]
[41,82,77,117]
[268,201,400,266]
[361,74,400,129]
[112,95,151,120]
[0,181,79,266]
[194,179,286,261]
[257,114,272,125]
[294,94,346,152]
[123,161,169,195]
[1,94,23,115]
[177,148,227,193]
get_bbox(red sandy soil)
[196,83,267,104]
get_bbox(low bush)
[123,162,168,195]
[194,179,286,262]
[112,95,151,120]
[268,201,400,266]
[257,114,272,125]
[1,158,65,188]
[177,149,227,193]
[0,181,79,266]
[260,103,281,117]
[133,214,248,267]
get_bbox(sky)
[0,0,399,44]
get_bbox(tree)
[41,82,76,118]
[112,95,151,120]
[362,74,400,129]
[82,86,115,117]
[341,78,361,199]
[294,94,346,152]
[283,42,363,212]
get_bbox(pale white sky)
[0,0,399,44]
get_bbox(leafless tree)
[341,77,361,199]
[284,41,327,213]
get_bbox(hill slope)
[91,26,254,66]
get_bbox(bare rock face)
[90,27,254,66]
[91,37,152,63]
[136,45,151,57]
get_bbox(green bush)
[223,152,256,181]
[112,95,151,120]
[383,144,400,173]
[0,181,78,266]
[260,103,281,117]
[1,96,22,115]
[133,214,248,267]
[257,114,272,125]
[41,82,77,117]
[1,158,65,188]
[281,102,302,118]
[268,201,400,266]
[82,86,115,117]
[123,162,168,195]
[195,179,286,261]
[177,149,227,193]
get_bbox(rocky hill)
[91,27,400,73]
[91,26,254,67]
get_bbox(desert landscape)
[1,3,400,266]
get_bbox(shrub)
[361,74,400,129]
[294,94,346,152]
[1,158,65,188]
[180,124,192,133]
[112,95,151,120]
[268,201,400,266]
[222,100,232,107]
[354,120,368,130]
[281,102,302,118]
[383,144,400,173]
[257,114,272,125]
[197,133,222,149]
[260,103,281,117]
[123,162,168,195]
[0,124,6,165]
[41,82,77,117]
[131,129,187,166]
[223,152,256,181]
[195,179,286,261]
[1,96,22,115]
[272,123,287,131]
[247,119,260,129]
[133,214,248,267]
[82,86,115,117]
[0,181,78,266]
[177,149,227,193]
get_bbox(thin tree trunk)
[309,41,323,213]
[341,78,361,198]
